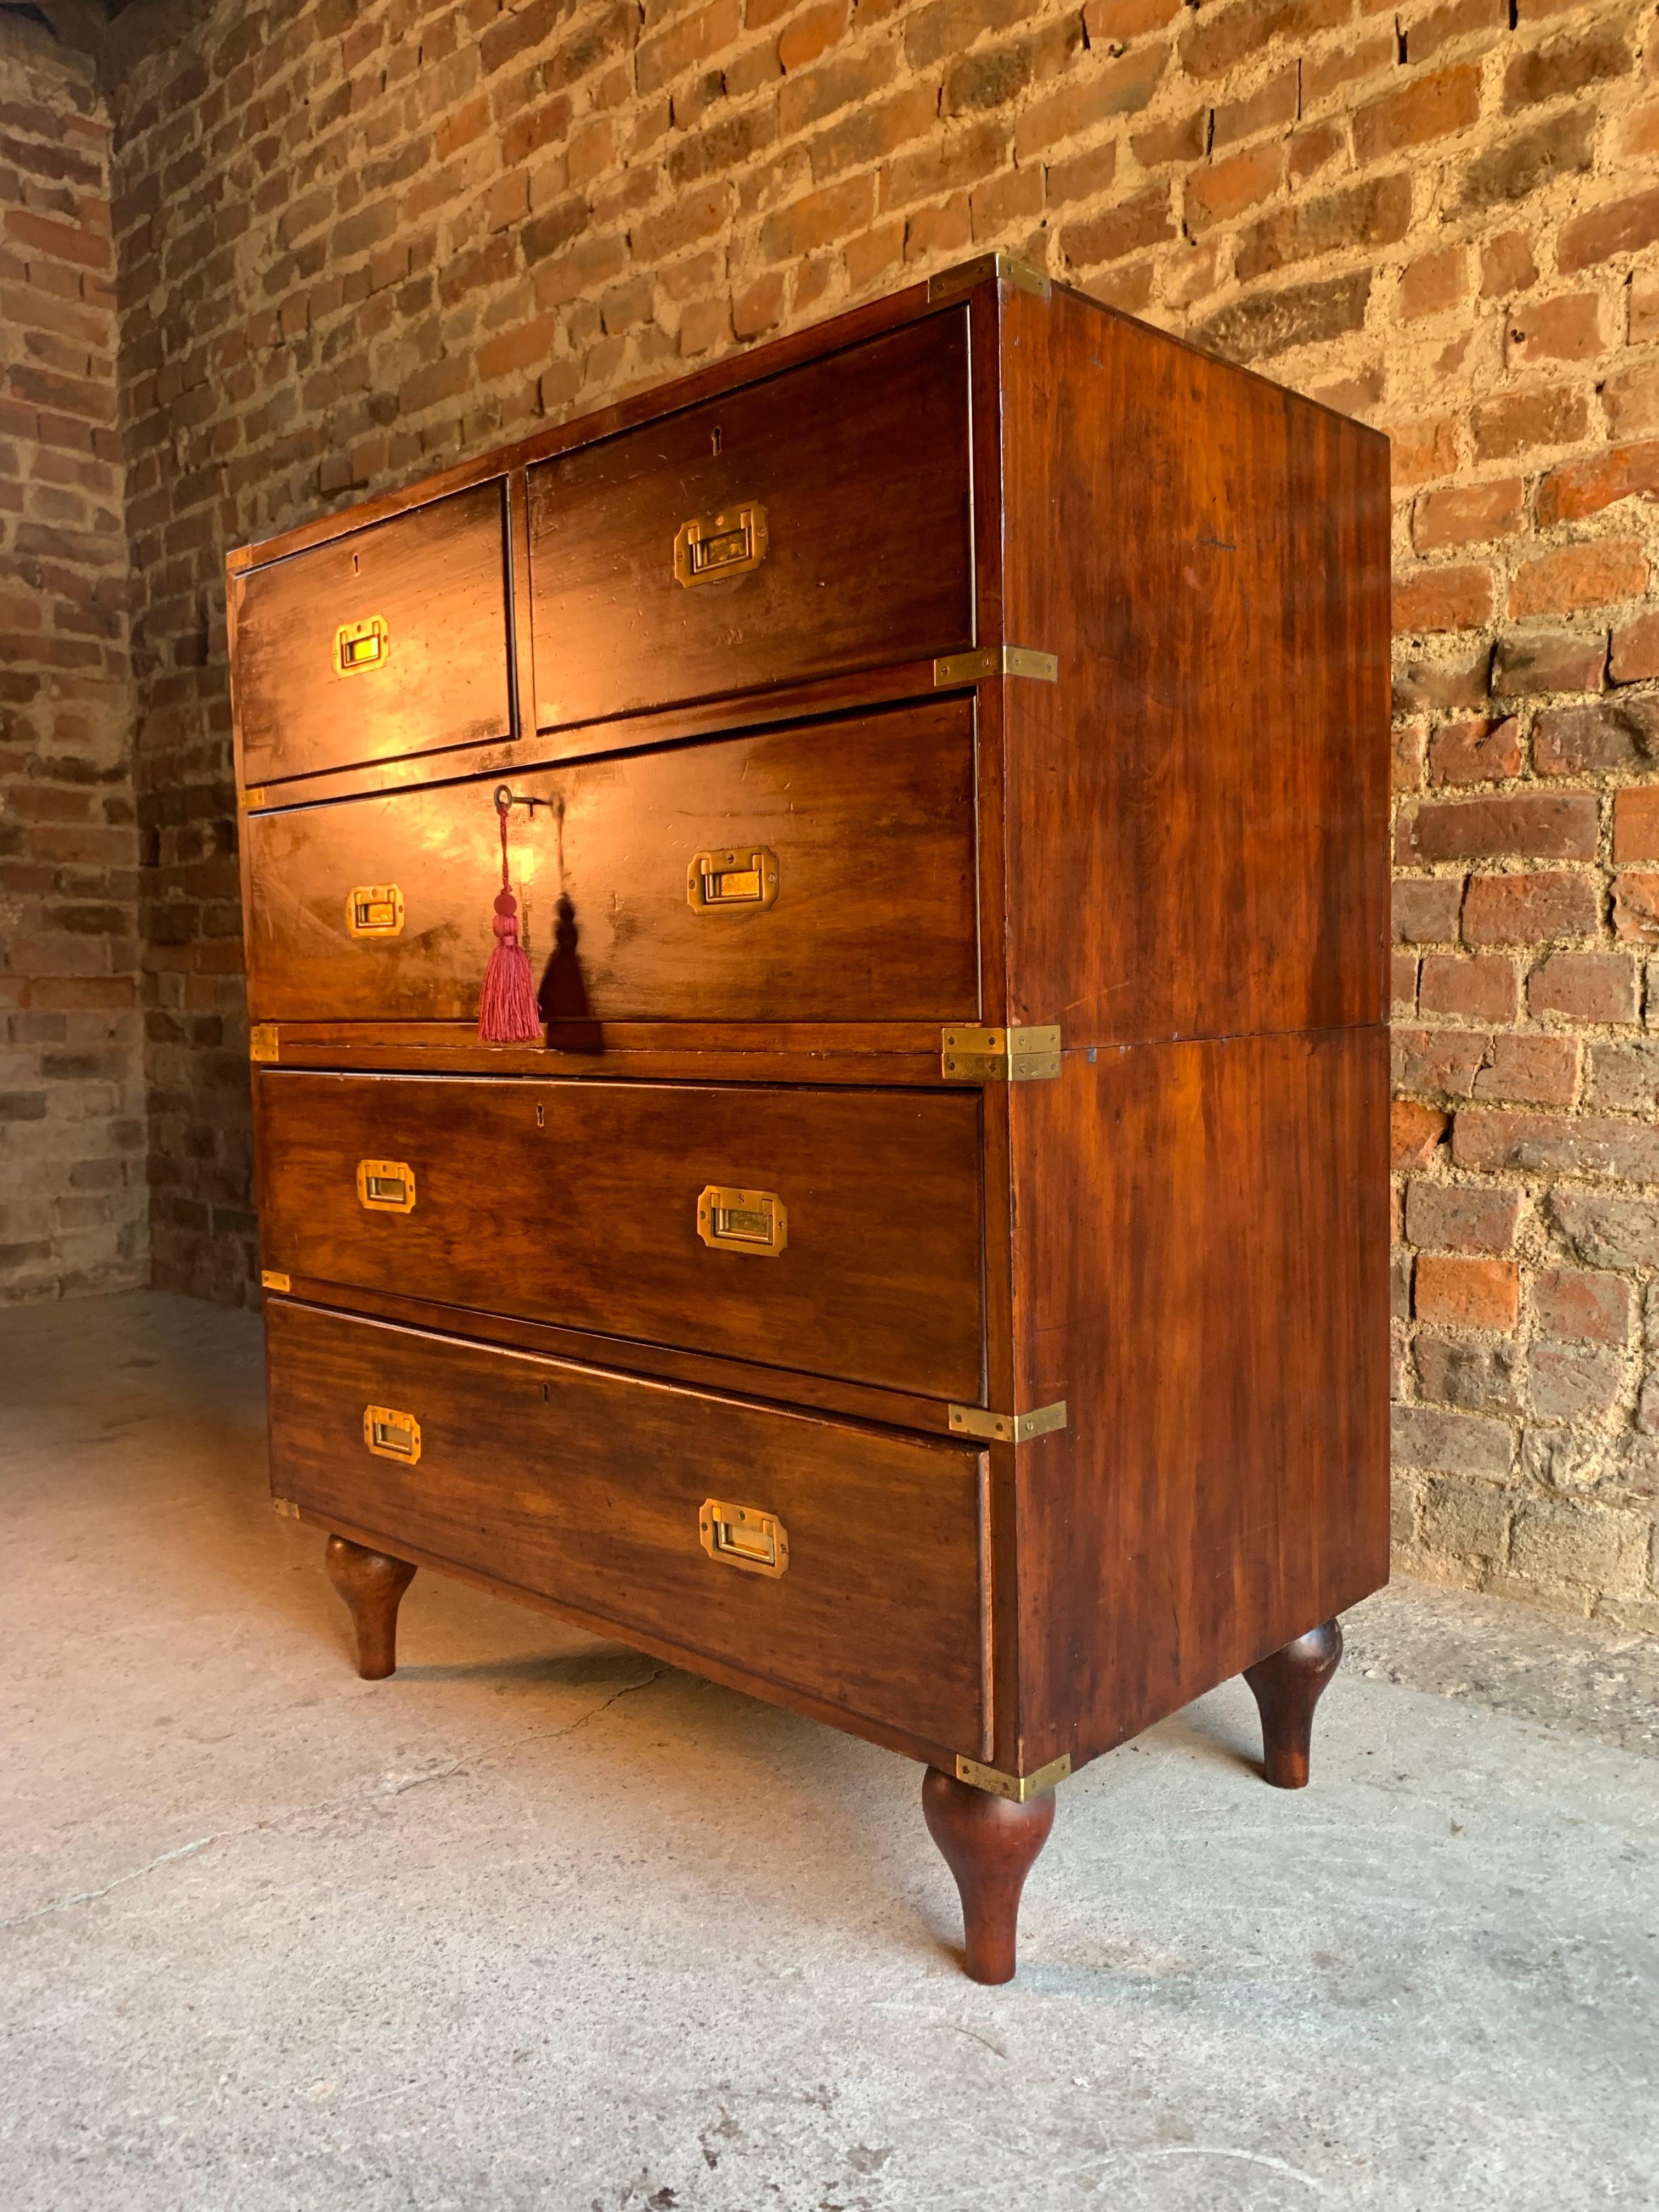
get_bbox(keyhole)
[535,1103,544,1127]
[542,1383,549,1403]
[351,551,359,574]
[711,426,722,455]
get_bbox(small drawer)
[232,481,512,786]
[256,1071,985,1401]
[244,697,978,1026]
[265,1301,990,1755]
[526,310,974,729]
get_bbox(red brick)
[1504,290,1602,365]
[1394,562,1494,634]
[1415,1254,1520,1330]
[1559,185,1659,273]
[1470,385,1587,462]
[1393,1098,1451,1167]
[1408,792,1597,864]
[1353,64,1481,161]
[1395,876,1466,943]
[1537,443,1659,529]
[1462,870,1600,946]
[1413,478,1523,551]
[1398,244,1468,321]
[1527,952,1639,1024]
[1481,228,1538,299]
[1533,1266,1631,1345]
[1471,1033,1580,1107]
[1491,626,1607,698]
[1404,1180,1522,1255]
[1612,875,1659,943]
[1509,541,1650,620]
[1533,697,1659,776]
[778,0,849,72]
[1612,610,1659,684]
[1613,787,1659,865]
[1418,952,1519,1022]
[1185,145,1283,232]
[1426,716,1521,786]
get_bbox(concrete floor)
[2,1294,1655,2212]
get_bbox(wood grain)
[526,311,975,728]
[266,1299,992,1754]
[244,699,979,1026]
[1006,1026,1390,1769]
[233,481,513,786]
[997,281,1391,1046]
[256,1070,986,1400]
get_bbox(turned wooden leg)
[1244,1618,1343,1789]
[324,1534,417,1681]
[922,1766,1056,1985]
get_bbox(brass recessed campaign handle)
[697,1185,787,1256]
[335,614,389,674]
[687,847,778,913]
[346,884,404,938]
[699,1498,788,1577]
[357,1159,415,1214]
[673,500,768,586]
[363,1405,421,1463]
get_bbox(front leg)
[1243,1618,1343,1789]
[922,1766,1056,1984]
[324,1534,417,1680]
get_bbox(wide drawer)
[526,311,974,730]
[243,698,979,1025]
[266,1301,990,1754]
[257,1072,985,1401]
[232,481,512,787]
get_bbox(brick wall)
[101,0,1659,1621]
[0,19,144,1305]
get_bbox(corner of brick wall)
[103,0,1659,1619]
[0,16,145,1305]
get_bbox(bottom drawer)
[265,1300,990,1756]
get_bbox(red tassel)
[478,800,541,1044]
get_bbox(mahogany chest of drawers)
[229,254,1391,1983]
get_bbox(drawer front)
[244,698,979,1025]
[266,1301,990,1754]
[527,311,974,729]
[233,482,512,787]
[258,1073,984,1401]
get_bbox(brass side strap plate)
[260,1269,291,1293]
[934,645,1058,685]
[699,1498,788,1577]
[941,1025,1062,1082]
[687,847,780,913]
[949,1400,1067,1443]
[363,1405,421,1464]
[928,253,1052,304]
[335,614,389,674]
[955,1752,1071,1803]
[241,786,267,811]
[674,501,768,586]
[357,1158,416,1214]
[345,884,405,939]
[272,1497,301,1520]
[249,1024,279,1063]
[697,1184,787,1256]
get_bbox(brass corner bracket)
[249,1024,279,1063]
[940,1025,1061,1082]
[934,645,1058,686]
[948,1400,1068,1444]
[955,1752,1071,1803]
[928,253,1052,306]
[272,1496,301,1520]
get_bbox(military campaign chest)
[229,255,1391,1982]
